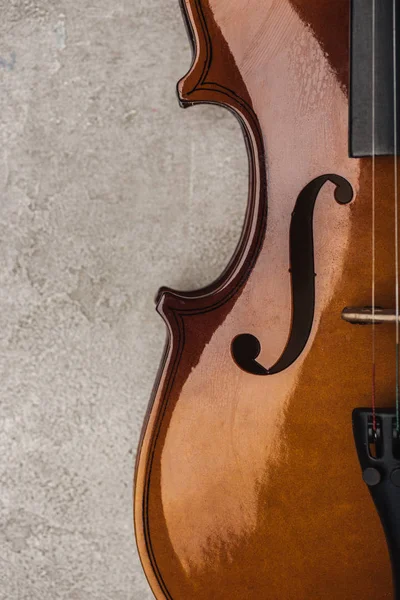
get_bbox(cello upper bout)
[178,0,254,111]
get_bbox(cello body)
[134,1,398,597]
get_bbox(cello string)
[372,0,377,432]
[394,0,400,432]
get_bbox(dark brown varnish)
[135,1,396,598]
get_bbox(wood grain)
[135,1,396,597]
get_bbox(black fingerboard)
[350,0,400,157]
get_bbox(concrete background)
[0,1,247,598]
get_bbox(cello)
[134,1,400,597]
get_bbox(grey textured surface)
[0,1,247,598]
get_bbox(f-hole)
[231,174,353,376]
